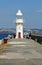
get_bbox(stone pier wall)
[31,35,42,44]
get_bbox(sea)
[0,33,14,40]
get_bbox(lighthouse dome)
[16,10,22,16]
[16,10,23,24]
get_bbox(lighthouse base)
[16,32,23,39]
[16,36,23,39]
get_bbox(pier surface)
[0,39,42,65]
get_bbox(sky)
[0,0,42,29]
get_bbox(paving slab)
[0,39,42,65]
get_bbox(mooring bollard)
[3,38,8,44]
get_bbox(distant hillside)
[0,28,42,35]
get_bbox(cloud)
[36,10,42,12]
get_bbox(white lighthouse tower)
[16,10,23,38]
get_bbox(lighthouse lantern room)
[16,10,23,38]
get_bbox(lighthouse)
[16,10,23,38]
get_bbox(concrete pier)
[0,39,42,65]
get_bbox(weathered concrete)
[0,39,42,65]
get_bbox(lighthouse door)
[18,32,21,38]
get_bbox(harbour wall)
[31,34,42,44]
